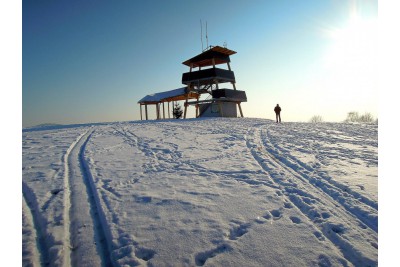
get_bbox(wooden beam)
[140,104,143,120]
[168,101,170,119]
[227,62,232,71]
[145,104,148,120]
[162,102,165,119]
[238,103,244,117]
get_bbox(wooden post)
[156,103,160,120]
[195,95,199,118]
[145,104,148,120]
[227,62,236,90]
[212,58,216,68]
[140,104,142,120]
[218,101,224,117]
[168,101,170,119]
[183,95,189,119]
[238,103,244,117]
[162,102,165,119]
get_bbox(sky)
[22,0,378,127]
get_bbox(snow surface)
[22,118,378,266]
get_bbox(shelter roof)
[138,87,199,104]
[182,46,237,68]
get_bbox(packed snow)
[22,118,378,266]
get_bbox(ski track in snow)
[22,191,42,266]
[262,126,378,232]
[22,119,378,266]
[64,128,114,267]
[245,124,377,266]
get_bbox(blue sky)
[22,0,378,127]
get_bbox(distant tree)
[345,112,359,122]
[309,115,323,123]
[173,103,183,119]
[359,112,374,123]
[344,111,375,123]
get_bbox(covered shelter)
[138,87,200,120]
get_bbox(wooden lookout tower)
[181,45,247,118]
[137,45,246,120]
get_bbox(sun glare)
[324,16,377,72]
[316,10,378,111]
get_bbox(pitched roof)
[138,87,199,104]
[182,46,237,68]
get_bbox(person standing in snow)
[274,104,281,123]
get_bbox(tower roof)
[138,87,199,104]
[182,46,237,68]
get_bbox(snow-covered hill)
[22,118,378,266]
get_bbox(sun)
[324,15,377,74]
[318,10,378,103]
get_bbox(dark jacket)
[274,106,281,114]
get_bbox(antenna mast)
[200,20,203,51]
[206,21,209,49]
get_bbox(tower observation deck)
[181,46,247,118]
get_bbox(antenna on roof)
[206,21,209,49]
[200,20,203,51]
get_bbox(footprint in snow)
[284,202,293,209]
[289,216,301,224]
[321,212,331,219]
[195,244,232,266]
[262,211,272,221]
[270,209,282,220]
[135,247,155,261]
[135,196,152,203]
[317,254,332,267]
[313,231,325,241]
[262,209,282,222]
[228,222,250,240]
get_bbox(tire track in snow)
[63,128,113,267]
[245,126,377,266]
[262,126,378,233]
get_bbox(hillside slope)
[22,118,378,266]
